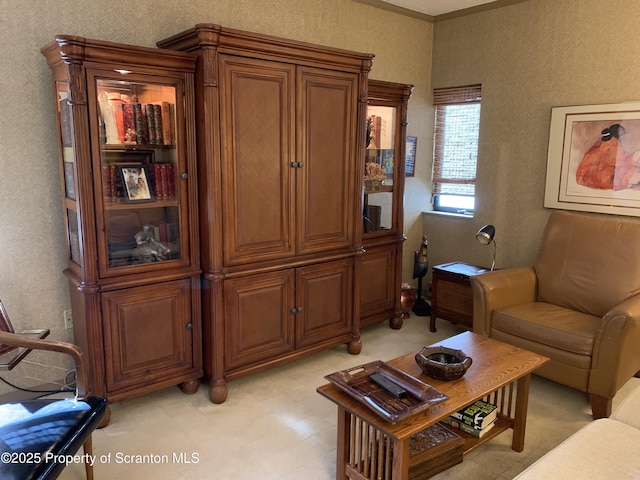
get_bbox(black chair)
[0,328,107,480]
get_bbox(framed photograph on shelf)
[118,165,154,202]
[544,102,640,217]
[405,136,417,177]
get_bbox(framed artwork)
[544,102,640,217]
[118,165,154,202]
[405,136,416,177]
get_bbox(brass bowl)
[415,346,472,381]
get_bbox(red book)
[167,163,176,199]
[152,164,163,200]
[122,103,136,144]
[160,164,169,199]
[133,103,147,145]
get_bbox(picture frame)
[544,102,640,217]
[405,136,417,177]
[118,165,154,202]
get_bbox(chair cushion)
[0,396,107,480]
[492,302,601,356]
[535,211,640,318]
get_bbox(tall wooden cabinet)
[158,24,373,403]
[360,80,413,329]
[41,36,202,417]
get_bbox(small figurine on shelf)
[412,235,431,317]
[133,224,170,262]
[364,162,386,191]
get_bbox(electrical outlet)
[63,310,73,329]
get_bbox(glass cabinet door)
[364,105,397,234]
[91,76,186,273]
[55,80,84,267]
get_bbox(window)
[431,85,481,215]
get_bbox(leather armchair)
[471,211,640,419]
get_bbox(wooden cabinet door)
[224,269,296,370]
[360,245,396,318]
[296,67,358,255]
[295,259,353,348]
[219,55,296,266]
[101,279,195,394]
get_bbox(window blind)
[432,84,481,197]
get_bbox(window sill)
[421,210,474,219]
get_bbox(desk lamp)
[476,224,497,271]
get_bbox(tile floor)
[56,315,633,480]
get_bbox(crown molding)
[352,0,530,23]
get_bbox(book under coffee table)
[317,331,549,480]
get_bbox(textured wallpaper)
[7,0,636,391]
[0,0,432,387]
[424,0,640,274]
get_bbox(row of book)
[102,162,177,202]
[149,222,179,245]
[98,91,175,146]
[441,399,498,438]
[151,163,178,200]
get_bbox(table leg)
[336,407,349,480]
[391,437,410,480]
[512,373,531,452]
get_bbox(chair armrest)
[0,331,89,397]
[590,295,640,398]
[470,266,537,336]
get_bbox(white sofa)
[515,379,640,479]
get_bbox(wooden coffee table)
[317,331,549,480]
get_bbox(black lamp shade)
[476,225,495,245]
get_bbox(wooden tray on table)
[324,360,447,423]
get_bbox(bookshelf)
[41,36,202,419]
[360,80,414,329]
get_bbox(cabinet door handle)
[290,162,304,168]
[290,307,303,314]
[181,172,188,180]
[186,322,193,329]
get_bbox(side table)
[430,262,490,332]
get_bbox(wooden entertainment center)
[157,24,374,404]
[42,24,413,408]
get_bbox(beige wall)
[0,0,432,386]
[424,0,640,275]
